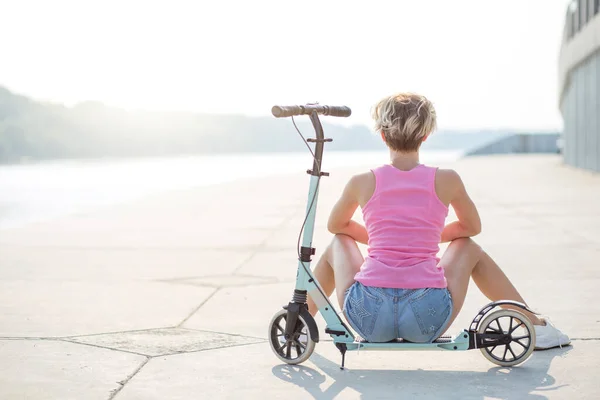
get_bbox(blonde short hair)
[371,93,437,152]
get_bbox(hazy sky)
[1,0,572,130]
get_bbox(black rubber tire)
[268,309,316,365]
[478,309,536,367]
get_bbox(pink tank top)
[354,164,449,289]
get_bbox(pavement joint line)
[177,327,267,342]
[58,338,151,358]
[0,336,50,340]
[161,280,293,289]
[0,328,268,343]
[132,340,269,358]
[61,337,267,359]
[177,288,220,327]
[231,205,305,275]
[231,271,296,282]
[234,272,280,279]
[58,327,177,339]
[153,340,269,359]
[0,330,270,359]
[159,273,281,287]
[108,356,150,400]
[157,274,294,289]
[158,275,218,284]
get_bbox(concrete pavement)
[1,154,599,399]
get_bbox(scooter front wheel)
[268,309,316,365]
[478,309,536,367]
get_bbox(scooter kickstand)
[335,343,347,370]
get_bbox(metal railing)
[564,0,600,41]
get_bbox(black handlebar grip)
[272,104,351,118]
[271,105,302,118]
[323,106,351,117]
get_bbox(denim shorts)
[343,281,453,343]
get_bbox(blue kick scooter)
[267,103,537,369]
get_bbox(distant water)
[0,150,463,230]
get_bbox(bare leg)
[307,234,364,316]
[440,238,543,327]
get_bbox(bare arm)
[327,175,369,245]
[439,170,481,243]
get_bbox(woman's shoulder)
[434,168,464,205]
[346,170,377,207]
[347,170,376,189]
[435,167,461,181]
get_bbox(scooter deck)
[388,336,452,344]
[337,330,471,351]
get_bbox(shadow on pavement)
[272,346,572,399]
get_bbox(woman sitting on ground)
[307,92,570,349]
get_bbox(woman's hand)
[330,220,369,245]
[327,175,369,245]
[440,221,480,243]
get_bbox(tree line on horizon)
[0,86,548,164]
[0,86,393,164]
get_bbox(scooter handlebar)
[272,104,351,118]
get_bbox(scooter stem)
[295,112,328,290]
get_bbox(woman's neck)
[389,150,420,171]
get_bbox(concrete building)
[559,0,600,172]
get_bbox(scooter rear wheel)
[478,309,536,367]
[268,309,316,365]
